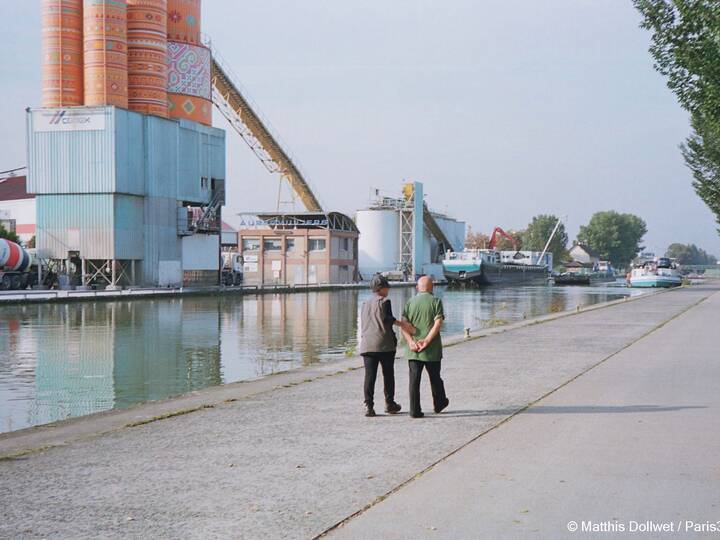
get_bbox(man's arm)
[416,317,443,352]
[385,299,415,334]
[417,299,444,352]
[394,319,416,334]
[401,327,419,352]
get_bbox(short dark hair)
[370,273,390,292]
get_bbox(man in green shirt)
[401,276,450,418]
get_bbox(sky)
[1,1,718,256]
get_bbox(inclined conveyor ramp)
[208,44,324,213]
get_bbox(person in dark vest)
[359,274,416,417]
[400,276,450,418]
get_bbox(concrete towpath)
[0,284,716,539]
[331,286,720,539]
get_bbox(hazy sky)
[1,1,718,256]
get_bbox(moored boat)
[444,222,557,287]
[443,249,548,286]
[629,258,682,288]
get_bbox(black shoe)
[410,412,424,419]
[385,402,402,414]
[434,398,450,414]
[365,406,376,417]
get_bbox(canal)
[0,283,643,433]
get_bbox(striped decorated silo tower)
[166,0,212,126]
[83,0,129,108]
[127,0,168,117]
[42,0,85,107]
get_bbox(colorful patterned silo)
[166,0,211,126]
[42,0,84,107]
[83,0,129,108]
[127,0,168,117]
[167,0,200,45]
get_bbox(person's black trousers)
[408,360,447,416]
[362,352,396,408]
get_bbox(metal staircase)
[208,43,324,213]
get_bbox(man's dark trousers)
[409,360,447,416]
[363,352,396,407]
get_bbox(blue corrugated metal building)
[27,106,226,287]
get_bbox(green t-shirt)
[402,292,445,362]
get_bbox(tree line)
[465,211,716,269]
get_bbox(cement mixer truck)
[0,238,38,290]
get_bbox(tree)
[576,211,647,268]
[0,223,20,244]
[633,1,720,233]
[666,243,717,265]
[465,227,489,249]
[521,214,569,264]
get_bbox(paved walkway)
[331,286,720,539]
[0,285,716,539]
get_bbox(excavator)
[488,227,519,251]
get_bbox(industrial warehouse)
[0,0,467,293]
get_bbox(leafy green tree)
[0,223,20,244]
[633,0,720,232]
[577,211,647,268]
[666,243,717,265]
[521,214,568,264]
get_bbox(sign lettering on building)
[33,109,107,133]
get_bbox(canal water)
[0,283,643,433]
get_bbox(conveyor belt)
[210,51,323,212]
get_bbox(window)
[309,238,326,252]
[286,238,296,252]
[263,238,282,251]
[341,238,350,252]
[200,177,209,190]
[242,238,260,252]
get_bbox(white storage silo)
[356,209,399,278]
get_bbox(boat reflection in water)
[0,284,641,433]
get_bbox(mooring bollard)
[465,327,471,338]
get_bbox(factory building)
[237,212,359,286]
[0,175,36,244]
[28,107,225,287]
[29,0,225,288]
[356,182,465,280]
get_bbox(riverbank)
[0,280,420,305]
[1,284,716,539]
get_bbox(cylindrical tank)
[166,0,211,125]
[167,0,201,45]
[167,41,212,125]
[127,0,168,117]
[356,209,400,276]
[42,0,84,107]
[0,240,33,272]
[83,0,128,108]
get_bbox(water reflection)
[0,284,640,433]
